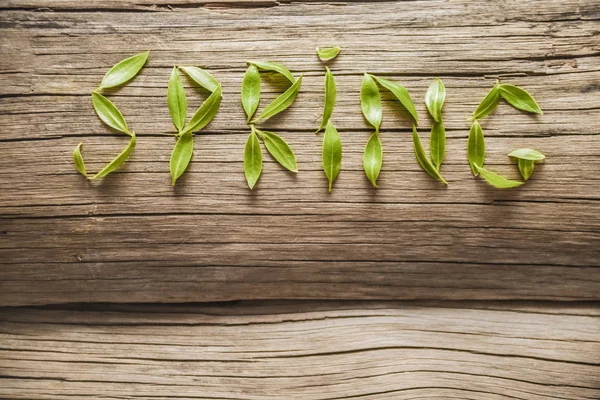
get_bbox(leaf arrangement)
[73,51,547,192]
[241,61,302,189]
[73,51,149,179]
[167,66,222,185]
[315,47,342,192]
[468,81,545,188]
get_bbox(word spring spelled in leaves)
[73,50,546,191]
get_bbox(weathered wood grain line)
[0,301,598,399]
[1,0,599,305]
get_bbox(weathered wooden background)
[1,0,599,398]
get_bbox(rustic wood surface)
[1,0,599,305]
[1,301,599,400]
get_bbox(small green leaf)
[517,159,535,181]
[363,132,382,188]
[170,131,194,186]
[181,85,222,134]
[316,46,341,62]
[91,92,130,134]
[89,134,136,180]
[499,83,543,114]
[467,119,485,176]
[360,73,382,133]
[430,121,445,170]
[247,60,295,84]
[99,51,149,89]
[473,83,500,120]
[474,164,524,188]
[244,129,262,189]
[256,127,298,172]
[372,75,418,125]
[316,67,336,133]
[412,126,447,184]
[425,78,445,122]
[179,66,219,93]
[167,67,187,132]
[252,76,302,123]
[508,148,546,161]
[241,64,261,122]
[72,143,87,177]
[322,120,342,192]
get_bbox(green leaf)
[316,67,336,133]
[474,164,524,188]
[473,83,500,120]
[316,46,341,62]
[252,76,302,123]
[430,121,445,170]
[247,60,295,84]
[72,143,87,177]
[412,126,447,184]
[170,131,194,186]
[179,66,219,93]
[91,92,130,134]
[425,78,445,122]
[499,83,543,114]
[99,51,149,89]
[467,119,485,176]
[508,148,546,161]
[517,159,535,181]
[244,130,262,189]
[167,67,187,132]
[322,120,342,192]
[241,64,261,122]
[89,133,136,180]
[360,73,382,133]
[363,132,382,188]
[256,127,298,172]
[181,85,222,134]
[372,75,418,125]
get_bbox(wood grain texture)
[1,0,600,305]
[1,301,599,399]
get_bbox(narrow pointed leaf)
[181,85,222,134]
[252,76,302,123]
[467,119,485,176]
[91,92,129,134]
[100,51,149,89]
[508,148,546,161]
[363,132,382,188]
[316,46,341,61]
[316,67,336,133]
[167,67,187,132]
[89,134,136,180]
[430,121,445,170]
[412,126,447,184]
[244,130,262,189]
[473,84,500,120]
[372,75,418,125]
[322,120,342,192]
[474,164,524,188]
[499,83,543,114]
[170,131,194,186]
[360,73,382,132]
[257,128,297,172]
[241,64,261,122]
[179,66,219,93]
[425,78,445,122]
[518,159,535,181]
[247,60,294,83]
[72,143,87,177]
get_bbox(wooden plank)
[0,301,598,399]
[1,0,600,305]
